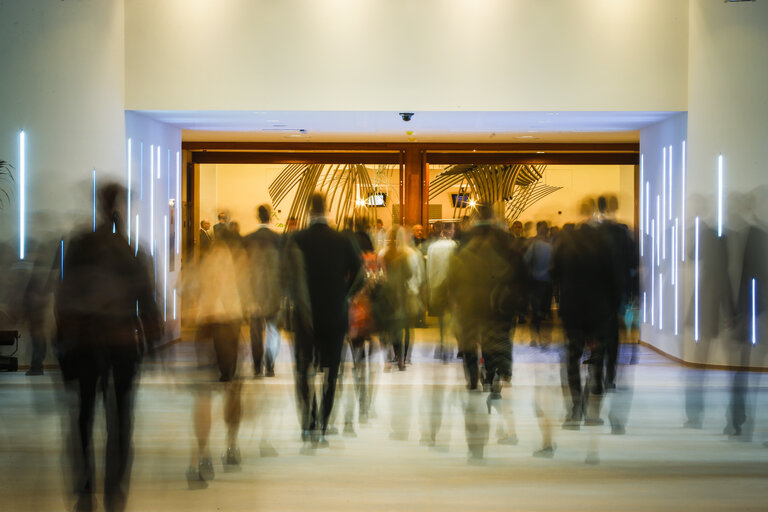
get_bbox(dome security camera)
[399,112,414,122]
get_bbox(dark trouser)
[294,326,344,434]
[529,281,553,336]
[457,318,513,390]
[604,308,621,387]
[250,315,276,374]
[348,336,369,416]
[74,345,139,505]
[564,322,607,419]
[28,314,47,370]
[197,322,240,382]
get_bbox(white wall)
[125,112,183,343]
[639,113,688,360]
[125,0,688,111]
[0,0,128,365]
[640,0,768,368]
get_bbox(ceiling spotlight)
[399,112,414,122]
[468,198,477,208]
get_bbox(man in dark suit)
[199,219,213,256]
[244,205,282,377]
[55,182,161,512]
[291,193,363,447]
[213,212,230,241]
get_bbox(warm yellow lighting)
[355,198,366,207]
[468,198,477,208]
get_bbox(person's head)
[286,217,298,232]
[376,218,384,230]
[412,224,425,240]
[257,204,271,224]
[597,196,608,214]
[536,221,549,237]
[98,182,127,230]
[511,220,523,238]
[218,212,228,223]
[229,221,240,236]
[200,219,211,231]
[309,192,326,218]
[549,225,559,238]
[432,221,443,238]
[580,197,597,219]
[442,222,455,239]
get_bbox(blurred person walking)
[291,193,363,447]
[55,183,160,512]
[426,221,457,360]
[378,226,413,371]
[525,221,554,347]
[244,204,282,378]
[186,239,248,487]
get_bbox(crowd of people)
[15,183,768,512]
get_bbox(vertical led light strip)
[639,155,644,257]
[681,141,686,261]
[671,224,676,286]
[752,278,757,345]
[668,145,673,221]
[658,273,663,331]
[643,292,647,323]
[135,214,140,256]
[164,215,168,323]
[150,145,154,256]
[694,216,700,342]
[60,240,64,279]
[127,138,132,244]
[645,182,650,235]
[651,218,655,326]
[717,154,723,238]
[92,169,97,232]
[176,151,181,255]
[674,220,679,336]
[157,145,161,180]
[173,288,177,320]
[18,131,25,260]
[656,196,661,266]
[140,142,144,200]
[663,147,667,260]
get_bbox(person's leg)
[264,318,279,376]
[320,335,344,435]
[104,345,139,511]
[293,327,315,436]
[27,316,47,373]
[250,315,266,376]
[214,323,239,382]
[76,362,99,505]
[564,326,586,424]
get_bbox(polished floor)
[1,324,767,511]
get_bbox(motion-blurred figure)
[186,239,247,487]
[525,221,553,347]
[426,221,456,360]
[378,227,413,371]
[291,193,363,448]
[446,205,526,459]
[23,237,59,375]
[552,200,616,433]
[213,211,230,241]
[245,205,282,378]
[55,183,160,512]
[199,219,212,256]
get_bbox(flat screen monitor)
[451,193,470,208]
[366,193,387,207]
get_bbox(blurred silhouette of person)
[199,219,212,256]
[23,237,59,375]
[596,195,637,390]
[727,189,767,440]
[244,205,282,377]
[446,204,526,457]
[291,193,363,447]
[412,223,427,254]
[427,221,456,360]
[55,182,161,512]
[213,211,230,241]
[525,221,553,347]
[552,199,617,433]
[186,239,247,487]
[378,226,413,371]
[373,218,387,251]
[229,220,242,239]
[684,196,735,430]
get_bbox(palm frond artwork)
[268,163,381,230]
[428,164,561,222]
[0,160,15,210]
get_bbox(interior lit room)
[0,1,767,511]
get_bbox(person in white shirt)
[426,222,457,359]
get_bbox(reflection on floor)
[2,324,767,511]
